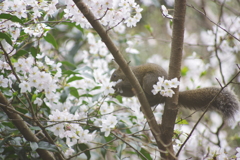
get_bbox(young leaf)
[69,87,79,98]
[30,47,39,58]
[13,50,28,59]
[44,32,58,49]
[70,105,80,114]
[62,70,80,76]
[77,143,91,160]
[38,141,58,152]
[60,87,70,103]
[67,76,83,83]
[0,32,12,45]
[61,61,77,69]
[30,142,38,151]
[0,13,23,24]
[140,148,152,160]
[116,143,126,159]
[144,24,153,34]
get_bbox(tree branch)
[160,0,186,159]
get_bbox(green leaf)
[77,144,91,160]
[200,71,207,77]
[30,142,38,151]
[91,86,101,91]
[67,76,83,83]
[169,20,173,28]
[2,122,14,128]
[69,87,79,98]
[0,13,23,24]
[101,148,107,158]
[116,143,126,159]
[61,61,76,69]
[115,95,122,103]
[92,93,102,102]
[181,66,189,76]
[70,105,80,114]
[60,87,70,103]
[140,148,152,160]
[144,24,153,33]
[44,32,58,49]
[0,32,12,45]
[31,94,37,101]
[30,47,39,58]
[13,50,28,59]
[176,118,189,125]
[62,70,80,76]
[104,135,115,143]
[38,141,58,152]
[81,93,93,98]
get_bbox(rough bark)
[160,0,186,159]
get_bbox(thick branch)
[72,0,166,152]
[0,92,56,160]
[160,0,186,159]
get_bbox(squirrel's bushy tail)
[178,87,240,119]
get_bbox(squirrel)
[110,63,239,119]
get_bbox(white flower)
[151,77,164,95]
[103,115,118,128]
[64,148,75,158]
[169,78,180,88]
[48,124,65,138]
[164,88,175,97]
[101,81,115,96]
[162,80,171,89]
[152,83,162,95]
[14,58,26,72]
[236,147,240,158]
[100,103,114,114]
[151,77,179,97]
[36,53,45,59]
[161,5,173,19]
[45,56,55,66]
[101,125,111,137]
[34,97,43,106]
[28,75,39,88]
[0,75,8,88]
[19,81,31,93]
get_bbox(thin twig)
[111,132,148,160]
[106,18,125,33]
[67,137,118,160]
[187,3,240,42]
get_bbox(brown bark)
[160,0,186,159]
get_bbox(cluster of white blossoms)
[14,55,62,105]
[0,0,142,43]
[47,109,95,157]
[63,0,143,28]
[152,77,180,97]
[0,0,57,39]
